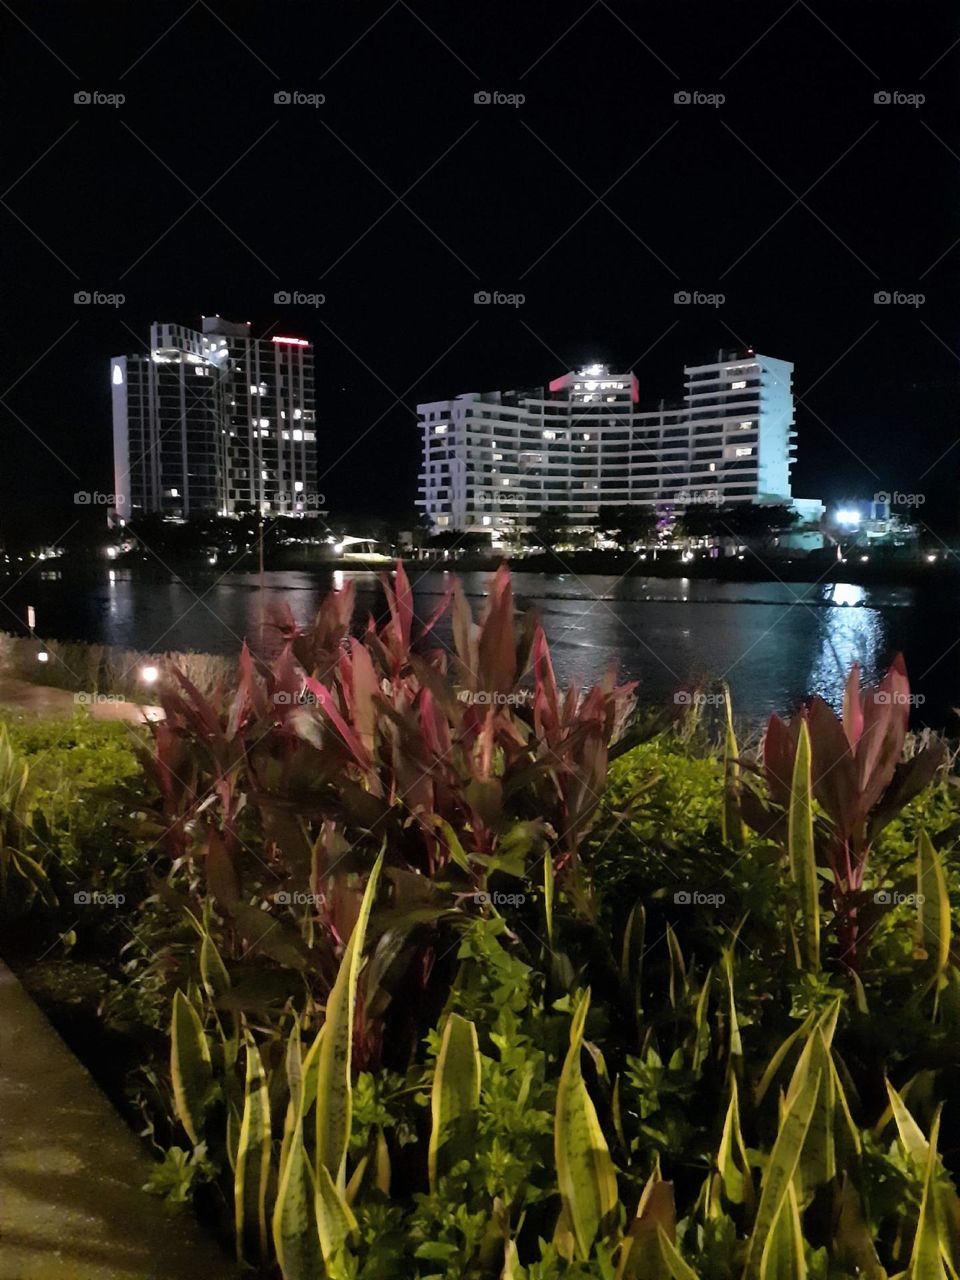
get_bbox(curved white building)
[418,349,797,535]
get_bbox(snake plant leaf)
[555,990,619,1262]
[884,1079,929,1162]
[907,1108,948,1280]
[722,949,743,1066]
[544,852,555,946]
[235,1033,272,1264]
[315,1160,358,1264]
[743,1063,823,1280]
[617,1165,675,1280]
[754,1010,817,1107]
[790,1029,836,1202]
[656,1227,702,1280]
[691,966,714,1074]
[834,1176,885,1280]
[315,851,383,1189]
[717,1077,754,1211]
[788,720,820,974]
[916,831,951,992]
[272,1114,321,1280]
[199,931,237,1058]
[759,1179,806,1280]
[428,1012,481,1193]
[170,988,213,1146]
[666,924,687,1009]
[722,685,744,849]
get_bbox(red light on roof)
[272,336,309,346]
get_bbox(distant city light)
[835,509,861,527]
[272,336,309,346]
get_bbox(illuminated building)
[418,350,797,534]
[111,317,317,519]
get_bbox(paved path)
[0,962,235,1279]
[0,678,163,722]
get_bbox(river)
[2,568,958,726]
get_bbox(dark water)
[3,568,959,725]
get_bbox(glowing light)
[140,665,159,685]
[112,364,123,385]
[37,650,49,664]
[272,336,309,346]
[835,509,861,527]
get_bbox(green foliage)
[4,577,960,1278]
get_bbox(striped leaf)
[722,685,744,849]
[907,1108,947,1280]
[272,1116,321,1280]
[717,1077,754,1210]
[315,1160,358,1264]
[916,831,951,1001]
[759,1179,806,1280]
[788,721,820,973]
[235,1034,272,1264]
[170,988,212,1145]
[428,1013,481,1193]
[554,990,619,1261]
[743,1062,822,1280]
[315,851,383,1189]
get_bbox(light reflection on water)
[3,568,957,724]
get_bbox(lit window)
[169,488,179,498]
[739,421,753,429]
[261,470,269,480]
[709,463,716,471]
[735,447,752,457]
[437,515,450,526]
[294,481,303,492]
[543,430,557,440]
[482,516,492,526]
[583,433,591,440]
[493,452,503,461]
[112,365,123,385]
[259,418,270,429]
[731,380,747,390]
[293,408,302,420]
[292,429,304,441]
[434,424,447,435]
[249,385,259,395]
[502,478,510,485]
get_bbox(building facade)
[111,316,317,520]
[418,349,797,535]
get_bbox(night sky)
[2,1,958,541]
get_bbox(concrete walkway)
[0,678,163,723]
[0,962,236,1279]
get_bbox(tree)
[596,504,658,550]
[530,508,570,549]
[716,503,798,542]
[676,502,723,540]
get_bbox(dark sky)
[2,1,959,540]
